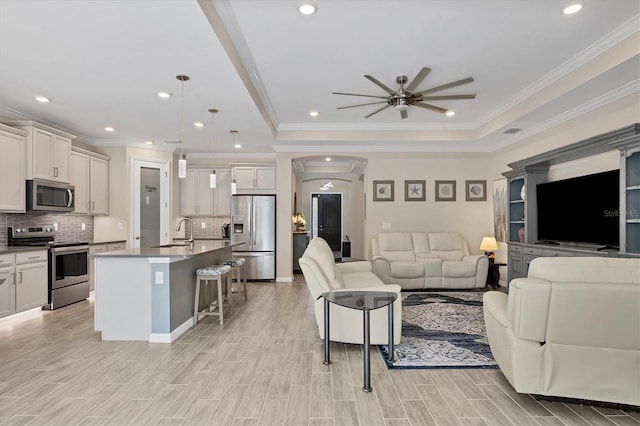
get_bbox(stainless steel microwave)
[26,179,75,212]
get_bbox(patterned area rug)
[378,291,498,369]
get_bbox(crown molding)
[487,80,640,152]
[272,143,492,154]
[91,139,178,153]
[476,15,640,128]
[188,152,276,160]
[276,121,476,132]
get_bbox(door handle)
[135,236,140,240]
[65,189,73,208]
[18,272,22,284]
[91,201,95,211]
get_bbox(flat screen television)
[536,169,619,247]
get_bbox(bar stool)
[194,264,232,326]
[223,258,247,302]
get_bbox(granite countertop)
[0,246,51,255]
[92,240,239,259]
[91,240,127,245]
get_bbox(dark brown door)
[314,193,342,251]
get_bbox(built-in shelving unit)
[503,123,640,282]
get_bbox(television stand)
[597,245,619,251]
[535,240,559,245]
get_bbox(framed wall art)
[466,180,487,201]
[435,180,456,201]
[404,180,426,201]
[373,180,394,201]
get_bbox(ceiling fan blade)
[332,92,389,99]
[400,109,409,120]
[365,104,391,118]
[414,102,448,114]
[337,101,388,110]
[364,75,395,94]
[421,94,476,100]
[419,77,475,96]
[405,67,432,93]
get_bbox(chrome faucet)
[176,218,194,249]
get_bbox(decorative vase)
[518,227,525,243]
[520,185,526,201]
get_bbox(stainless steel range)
[8,227,89,309]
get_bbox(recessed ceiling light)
[144,140,154,145]
[234,144,242,149]
[35,96,51,103]
[104,126,115,132]
[563,3,583,14]
[194,122,204,128]
[298,3,317,15]
[309,110,319,117]
[325,157,331,162]
[157,91,171,99]
[445,110,455,117]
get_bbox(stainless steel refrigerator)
[231,194,276,281]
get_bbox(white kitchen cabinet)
[180,169,214,216]
[0,250,48,317]
[213,169,231,216]
[8,121,75,183]
[0,265,13,317]
[0,124,27,212]
[89,242,126,291]
[233,166,275,190]
[70,148,109,215]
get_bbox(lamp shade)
[479,237,498,252]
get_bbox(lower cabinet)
[0,250,48,318]
[507,243,612,283]
[89,242,126,291]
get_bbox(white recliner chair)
[299,237,402,345]
[483,257,640,406]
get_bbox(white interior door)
[131,158,170,249]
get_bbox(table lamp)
[479,236,498,258]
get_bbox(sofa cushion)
[442,260,476,278]
[341,271,384,288]
[378,233,416,261]
[428,233,466,261]
[411,232,430,254]
[390,261,424,278]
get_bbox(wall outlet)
[53,223,58,231]
[81,223,86,231]
[117,222,123,230]
[201,222,206,229]
[382,222,392,230]
[155,272,163,284]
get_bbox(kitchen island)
[93,241,235,342]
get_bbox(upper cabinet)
[7,121,75,183]
[70,147,110,215]
[0,124,27,212]
[233,166,275,190]
[180,168,231,217]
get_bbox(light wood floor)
[0,276,638,426]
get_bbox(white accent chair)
[483,257,640,406]
[299,237,402,345]
[371,232,488,289]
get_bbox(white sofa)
[371,232,489,289]
[483,257,640,406]
[299,237,402,345]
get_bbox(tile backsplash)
[181,216,231,239]
[0,212,94,245]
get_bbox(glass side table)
[319,290,397,392]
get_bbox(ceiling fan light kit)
[333,66,476,119]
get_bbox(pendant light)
[208,108,219,188]
[176,74,190,178]
[230,130,238,195]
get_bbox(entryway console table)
[503,123,640,282]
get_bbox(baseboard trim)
[149,317,193,343]
[276,276,293,283]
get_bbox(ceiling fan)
[332,67,476,119]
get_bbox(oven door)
[51,246,88,289]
